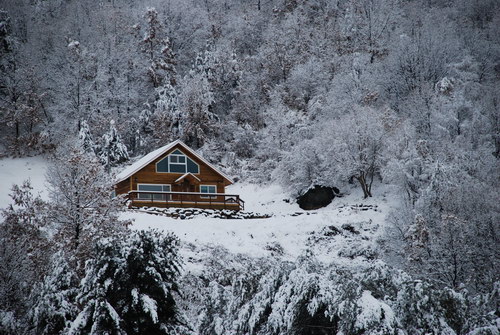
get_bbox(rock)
[296,185,339,210]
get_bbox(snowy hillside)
[0,157,396,266]
[126,183,397,268]
[1,0,499,332]
[1,156,498,334]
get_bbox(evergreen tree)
[99,120,129,171]
[77,119,96,155]
[180,72,219,149]
[30,252,79,335]
[141,8,177,88]
[68,230,187,335]
[150,81,181,146]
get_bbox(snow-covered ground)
[125,182,398,271]
[0,156,399,272]
[0,156,49,208]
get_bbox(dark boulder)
[297,185,339,210]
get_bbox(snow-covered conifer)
[150,81,182,146]
[99,120,129,170]
[68,230,187,335]
[180,73,219,149]
[77,120,96,155]
[30,252,79,335]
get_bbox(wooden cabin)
[115,140,244,211]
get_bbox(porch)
[127,190,245,211]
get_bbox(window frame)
[155,149,200,174]
[200,184,217,199]
[137,183,171,201]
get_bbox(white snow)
[355,290,396,330]
[0,156,49,208]
[0,156,399,275]
[124,182,399,271]
[175,172,201,183]
[141,294,159,324]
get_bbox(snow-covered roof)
[115,140,233,184]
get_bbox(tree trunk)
[356,173,372,198]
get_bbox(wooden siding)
[115,143,228,196]
[115,178,130,195]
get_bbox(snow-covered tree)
[68,230,187,335]
[46,145,130,257]
[0,23,48,157]
[322,107,388,198]
[99,119,129,171]
[77,119,96,155]
[273,139,325,196]
[180,72,219,149]
[30,252,79,335]
[192,251,491,335]
[140,8,177,88]
[0,181,50,333]
[64,39,99,130]
[150,81,182,146]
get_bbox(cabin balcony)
[127,190,244,211]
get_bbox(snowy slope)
[0,157,49,208]
[125,183,399,272]
[0,156,398,273]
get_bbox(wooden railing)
[127,190,245,211]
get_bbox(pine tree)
[141,8,177,88]
[30,252,79,335]
[99,120,129,171]
[77,120,96,155]
[180,72,219,149]
[150,81,181,146]
[68,230,187,335]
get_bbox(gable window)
[137,184,171,201]
[200,185,217,198]
[156,149,200,174]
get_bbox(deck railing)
[127,190,244,211]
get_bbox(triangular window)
[156,150,199,174]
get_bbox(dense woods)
[0,0,499,334]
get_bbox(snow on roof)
[175,173,201,183]
[115,140,233,184]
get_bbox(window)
[137,184,171,201]
[200,185,217,198]
[156,150,199,174]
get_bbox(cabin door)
[181,179,195,201]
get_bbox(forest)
[0,0,499,334]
